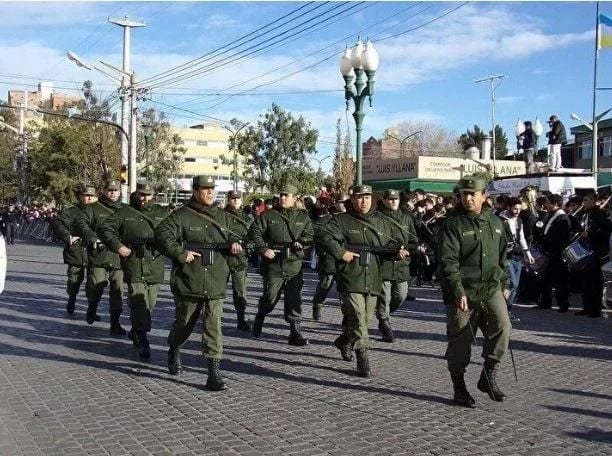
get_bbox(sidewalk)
[0,242,610,455]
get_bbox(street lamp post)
[223,121,249,192]
[340,39,379,185]
[570,108,611,182]
[387,130,423,157]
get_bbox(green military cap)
[351,184,373,195]
[193,175,215,188]
[81,185,97,196]
[383,189,400,199]
[227,190,242,199]
[104,179,121,191]
[136,182,154,195]
[279,184,298,195]
[457,175,488,193]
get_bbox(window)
[196,140,208,146]
[579,140,592,159]
[184,157,196,162]
[601,136,612,157]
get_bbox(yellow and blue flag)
[599,13,612,49]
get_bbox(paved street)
[0,241,610,456]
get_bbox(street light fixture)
[387,130,423,157]
[340,38,379,185]
[570,108,612,181]
[223,121,250,192]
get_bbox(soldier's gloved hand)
[292,241,304,251]
[456,296,468,312]
[69,236,81,245]
[341,250,359,263]
[185,250,202,263]
[230,242,243,255]
[94,239,104,249]
[263,249,276,260]
[417,244,427,254]
[118,245,132,258]
[397,247,410,260]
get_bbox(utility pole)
[108,16,145,201]
[475,74,506,175]
[129,72,139,194]
[18,91,28,204]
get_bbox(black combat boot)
[66,295,76,315]
[109,313,127,336]
[477,361,507,402]
[333,336,354,362]
[85,301,101,324]
[288,321,309,346]
[205,358,228,391]
[251,312,265,338]
[236,309,252,331]
[450,370,476,408]
[312,304,322,321]
[355,349,371,377]
[127,329,140,347]
[138,331,150,360]
[378,319,395,343]
[167,346,182,375]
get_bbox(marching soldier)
[316,185,409,377]
[75,180,126,334]
[155,176,243,391]
[249,184,314,345]
[99,183,171,360]
[223,190,252,331]
[438,176,511,408]
[52,184,97,315]
[375,189,418,342]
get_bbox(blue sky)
[0,1,609,170]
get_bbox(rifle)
[268,241,314,260]
[184,242,236,266]
[125,238,155,259]
[344,242,419,266]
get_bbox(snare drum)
[562,239,594,271]
[528,247,549,274]
[602,261,612,282]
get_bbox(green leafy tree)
[0,104,19,204]
[458,124,508,159]
[227,103,319,193]
[491,124,509,159]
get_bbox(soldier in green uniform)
[224,190,252,331]
[99,182,171,360]
[316,185,409,377]
[52,184,97,314]
[375,189,418,342]
[75,179,126,334]
[155,176,243,391]
[438,176,511,408]
[249,184,314,345]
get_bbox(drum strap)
[543,209,564,235]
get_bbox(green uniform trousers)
[85,267,124,315]
[445,290,511,373]
[167,297,225,360]
[312,272,335,309]
[376,280,409,321]
[337,292,377,351]
[230,268,248,312]
[66,265,85,298]
[127,282,159,333]
[258,270,303,322]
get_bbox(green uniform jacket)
[224,206,252,272]
[53,203,88,267]
[249,207,314,278]
[313,214,336,275]
[376,201,418,282]
[99,196,171,284]
[154,198,241,300]
[75,197,125,269]
[316,207,394,296]
[438,207,509,305]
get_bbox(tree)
[332,118,355,196]
[458,124,509,159]
[0,104,19,204]
[227,103,319,193]
[384,120,462,157]
[137,108,186,193]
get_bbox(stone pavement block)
[0,242,610,455]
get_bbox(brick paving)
[0,241,610,456]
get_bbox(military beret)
[227,190,242,199]
[104,179,121,191]
[457,176,487,193]
[81,185,97,196]
[383,189,400,199]
[136,182,154,195]
[351,184,373,195]
[193,175,215,188]
[279,184,298,195]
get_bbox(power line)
[146,98,230,124]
